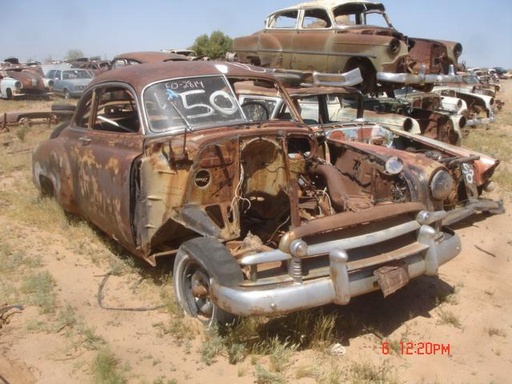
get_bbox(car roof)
[273,0,382,13]
[89,61,276,94]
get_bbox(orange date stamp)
[381,341,451,356]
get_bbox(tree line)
[63,31,233,62]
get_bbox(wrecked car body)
[364,91,466,145]
[291,88,504,225]
[432,75,500,126]
[255,85,503,224]
[32,61,461,325]
[110,51,189,70]
[0,62,51,99]
[231,0,463,93]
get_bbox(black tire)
[173,238,243,327]
[344,59,376,95]
[6,88,13,100]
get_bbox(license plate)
[374,262,410,297]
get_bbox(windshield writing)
[144,76,245,133]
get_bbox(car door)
[52,70,63,93]
[66,84,144,249]
[261,10,297,68]
[292,7,333,71]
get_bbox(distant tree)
[65,49,85,62]
[190,31,232,60]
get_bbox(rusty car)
[32,61,461,326]
[236,82,503,225]
[70,59,111,75]
[395,86,497,128]
[110,51,189,70]
[363,92,465,145]
[0,61,52,99]
[432,73,502,126]
[231,0,463,93]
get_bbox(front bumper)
[211,216,461,317]
[465,115,496,127]
[443,198,505,226]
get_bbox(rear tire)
[173,238,243,327]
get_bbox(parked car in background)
[433,75,499,126]
[70,59,111,75]
[110,51,188,70]
[0,60,51,99]
[32,60,461,326]
[363,94,465,146]
[231,0,462,93]
[45,68,94,98]
[493,66,510,80]
[161,49,200,60]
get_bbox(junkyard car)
[161,49,200,60]
[395,86,497,128]
[245,84,502,224]
[45,68,94,98]
[231,0,463,93]
[110,51,188,70]
[433,74,504,125]
[32,61,461,326]
[0,62,51,99]
[268,83,504,225]
[363,92,465,145]
[70,59,111,75]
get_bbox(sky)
[3,0,511,68]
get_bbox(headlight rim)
[430,169,454,201]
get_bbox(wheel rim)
[179,257,213,321]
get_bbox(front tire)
[344,59,376,95]
[173,238,243,327]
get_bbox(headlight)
[385,156,403,175]
[388,38,401,56]
[430,170,454,200]
[453,43,463,58]
[15,81,22,89]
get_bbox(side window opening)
[302,9,331,29]
[270,11,298,29]
[94,87,139,133]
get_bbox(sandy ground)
[1,84,511,384]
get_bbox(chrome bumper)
[465,115,496,127]
[377,65,462,85]
[211,221,461,317]
[443,198,505,226]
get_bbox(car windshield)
[144,75,248,133]
[62,70,93,80]
[462,75,480,85]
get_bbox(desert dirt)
[1,85,512,384]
